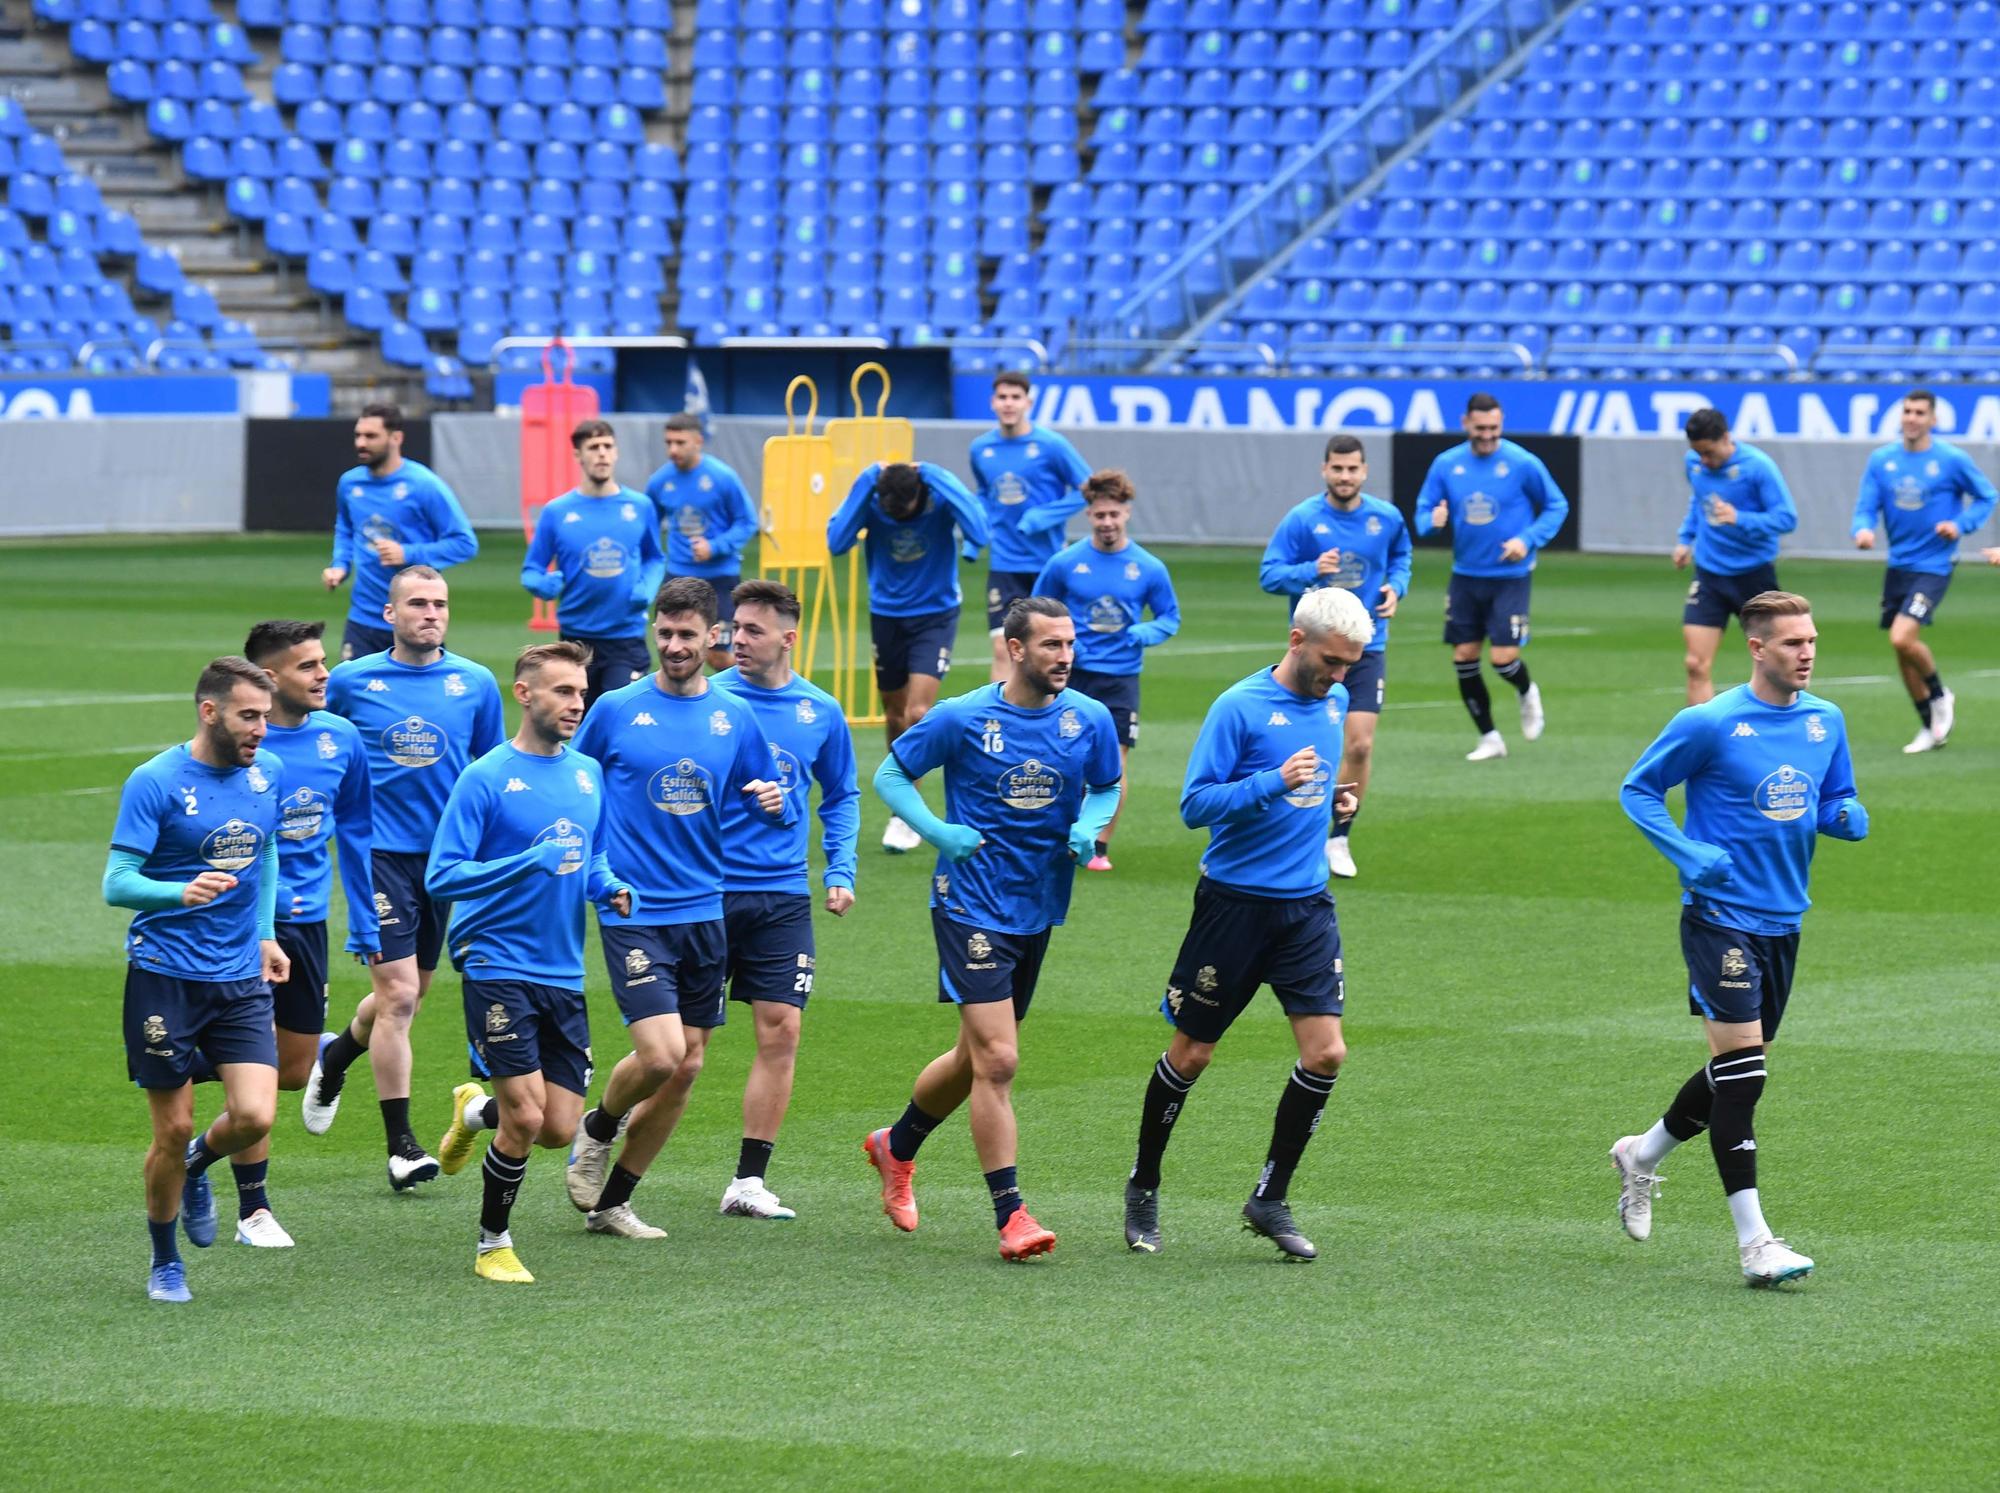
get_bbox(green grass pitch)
[1,534,1995,1490]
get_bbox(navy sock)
[1706,1047,1767,1196]
[1455,660,1495,734]
[1130,1052,1197,1192]
[1661,1062,1713,1142]
[985,1165,1023,1228]
[1924,671,1944,701]
[185,1131,221,1177]
[736,1137,775,1181]
[1915,694,1934,727]
[380,1097,413,1152]
[583,1104,622,1144]
[594,1163,641,1213]
[1093,839,1108,859]
[1335,801,1359,836]
[1494,656,1533,694]
[479,1144,528,1237]
[148,1216,181,1267]
[321,1026,366,1082]
[232,1158,270,1219]
[1255,1063,1339,1202]
[887,1099,942,1163]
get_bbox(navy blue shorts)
[666,572,738,648]
[1160,878,1346,1044]
[340,618,393,663]
[1684,562,1780,630]
[725,890,817,1008]
[372,848,449,969]
[986,569,1042,631]
[124,966,277,1088]
[600,920,728,1028]
[1680,908,1798,1042]
[464,977,593,1095]
[271,920,329,1035]
[1341,649,1386,714]
[870,607,957,692]
[1443,573,1533,647]
[562,631,652,706]
[932,908,1051,1020]
[1070,667,1140,747]
[1880,567,1952,628]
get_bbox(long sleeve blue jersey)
[967,424,1093,572]
[1182,668,1349,899]
[1621,683,1866,935]
[889,683,1122,935]
[523,486,668,640]
[425,742,620,989]
[1851,439,1998,572]
[1031,538,1182,676]
[572,675,800,926]
[109,744,283,981]
[1258,492,1413,652]
[1414,439,1570,577]
[1675,443,1799,574]
[262,711,379,952]
[826,461,989,618]
[325,649,506,855]
[644,454,757,577]
[711,667,861,895]
[329,459,478,628]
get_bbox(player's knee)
[673,1046,707,1085]
[506,1100,545,1138]
[902,698,931,729]
[374,985,419,1024]
[276,1058,313,1091]
[155,1115,197,1153]
[1167,1034,1215,1076]
[632,1043,682,1087]
[538,1116,578,1150]
[1683,651,1710,681]
[971,1042,1019,1086]
[1300,1036,1346,1074]
[235,1097,277,1137]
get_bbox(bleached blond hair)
[1293,586,1374,648]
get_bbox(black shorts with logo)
[725,890,816,1008]
[123,966,276,1088]
[464,977,593,1095]
[1684,562,1780,630]
[600,919,729,1028]
[562,631,652,707]
[372,848,449,969]
[1069,667,1140,747]
[1680,907,1798,1042]
[870,608,957,692]
[1159,877,1345,1044]
[271,919,330,1035]
[1880,567,1952,629]
[932,908,1051,1021]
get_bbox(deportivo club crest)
[709,710,732,735]
[1721,948,1748,977]
[143,1014,167,1043]
[934,874,950,898]
[485,1003,509,1033]
[444,673,466,696]
[577,769,595,794]
[967,932,993,961]
[797,699,817,725]
[621,503,637,522]
[1805,714,1826,743]
[1124,561,1141,581]
[316,731,337,759]
[1058,709,1082,739]
[245,764,270,793]
[1366,516,1382,535]
[1196,966,1219,994]
[625,948,651,976]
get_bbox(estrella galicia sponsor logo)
[585,536,626,577]
[996,757,1063,812]
[888,526,928,563]
[532,817,587,874]
[1088,595,1125,633]
[647,757,715,816]
[1283,760,1332,810]
[1331,551,1367,589]
[200,818,263,871]
[383,716,446,768]
[280,787,328,842]
[770,745,803,799]
[1754,764,1810,822]
[1462,491,1497,525]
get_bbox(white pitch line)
[3,692,187,709]
[0,743,175,764]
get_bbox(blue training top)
[1031,538,1182,677]
[1852,439,1998,572]
[1676,442,1799,575]
[262,710,379,952]
[1259,492,1413,652]
[826,461,990,618]
[1414,439,1570,578]
[712,666,861,896]
[644,454,757,578]
[329,458,478,628]
[967,424,1093,573]
[523,486,668,641]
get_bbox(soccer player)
[709,578,861,1219]
[825,460,989,853]
[1259,434,1412,879]
[562,578,796,1237]
[1851,389,1997,753]
[1030,468,1181,871]
[1612,590,1868,1287]
[232,619,381,1247]
[861,597,1122,1261]
[967,371,1092,683]
[320,403,478,663]
[1121,588,1369,1261]
[522,419,667,709]
[644,412,757,672]
[1672,407,1799,706]
[306,566,505,1190]
[1415,393,1570,760]
[104,657,289,1302]
[425,642,632,1283]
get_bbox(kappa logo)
[347,485,362,499]
[625,947,651,976]
[1721,948,1748,977]
[504,778,529,793]
[1731,722,1758,737]
[1452,463,1466,476]
[982,446,996,459]
[316,731,337,760]
[796,699,817,725]
[1730,1138,1757,1152]
[246,764,270,793]
[1268,711,1292,726]
[563,510,582,524]
[365,678,389,692]
[142,1014,167,1044]
[1805,713,1826,743]
[709,709,732,735]
[1074,561,1091,573]
[180,786,199,816]
[576,768,595,794]
[632,711,656,726]
[967,931,993,961]
[444,673,467,697]
[1313,522,1330,535]
[1164,985,1184,1015]
[484,1002,510,1034]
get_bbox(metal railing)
[1080,0,1549,361]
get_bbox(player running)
[321,403,478,663]
[1416,393,1570,760]
[862,597,1122,1260]
[307,566,505,1190]
[105,657,289,1302]
[233,619,380,1246]
[644,412,757,673]
[426,643,633,1283]
[1031,469,1180,872]
[1121,588,1370,1261]
[1672,408,1799,706]
[1851,389,1997,752]
[825,460,988,853]
[563,578,796,1238]
[709,579,861,1219]
[967,372,1092,683]
[1259,434,1411,879]
[522,419,667,709]
[1613,591,1868,1287]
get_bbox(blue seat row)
[237,0,667,27]
[277,22,667,68]
[269,60,663,110]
